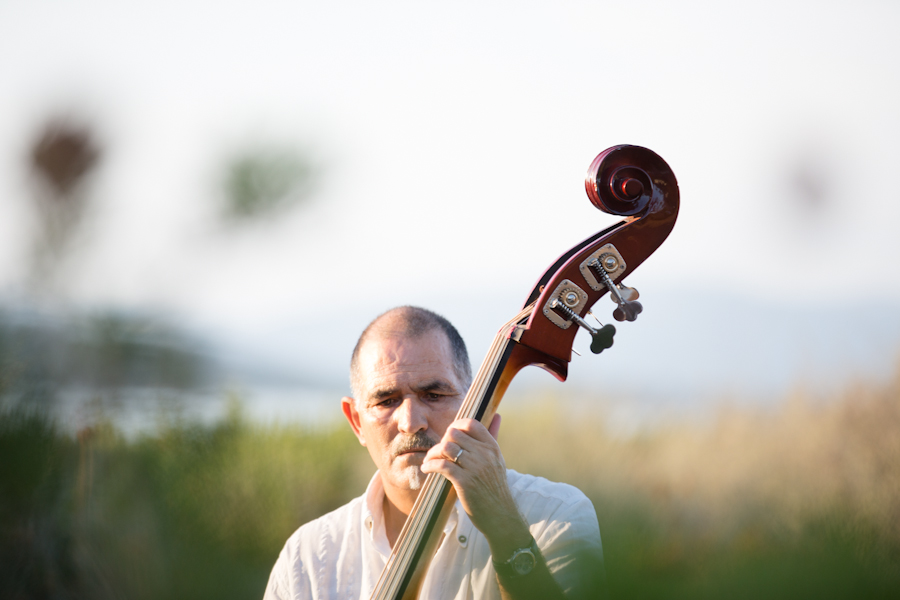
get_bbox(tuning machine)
[542,280,616,354]
[579,244,643,322]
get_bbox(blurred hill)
[4,284,898,432]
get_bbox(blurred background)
[1,1,899,598]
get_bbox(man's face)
[342,328,466,496]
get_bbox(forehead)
[355,329,458,397]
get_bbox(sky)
[1,1,899,422]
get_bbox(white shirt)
[263,470,603,600]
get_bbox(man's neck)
[381,483,418,549]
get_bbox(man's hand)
[420,415,566,600]
[421,415,526,552]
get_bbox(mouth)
[397,448,428,456]
[392,433,437,459]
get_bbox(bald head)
[349,306,472,399]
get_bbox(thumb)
[488,413,501,441]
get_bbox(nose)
[395,397,428,434]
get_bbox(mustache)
[392,432,438,456]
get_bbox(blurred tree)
[221,146,316,221]
[781,135,836,223]
[7,117,326,418]
[31,122,99,195]
[27,118,101,290]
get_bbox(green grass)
[2,371,899,599]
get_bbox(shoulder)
[506,469,593,512]
[505,471,605,596]
[283,494,366,554]
[264,495,367,600]
[505,470,600,550]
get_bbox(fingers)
[420,447,454,475]
[419,416,517,537]
[423,440,464,466]
[421,417,502,475]
[445,418,498,444]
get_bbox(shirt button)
[458,535,467,544]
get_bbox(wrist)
[492,537,540,579]
[481,510,532,561]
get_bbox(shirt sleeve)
[263,540,313,600]
[532,492,606,599]
[263,545,290,600]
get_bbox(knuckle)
[445,428,464,443]
[450,418,472,432]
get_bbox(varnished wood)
[518,145,679,363]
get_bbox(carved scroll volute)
[514,145,679,370]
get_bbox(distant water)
[203,286,900,408]
[20,287,900,435]
[50,383,346,436]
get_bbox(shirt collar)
[362,472,475,555]
[362,472,392,558]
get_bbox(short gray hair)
[349,306,471,399]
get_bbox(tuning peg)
[589,324,616,354]
[586,310,616,351]
[591,260,643,322]
[613,302,642,322]
[609,282,642,322]
[548,298,616,354]
[615,283,639,302]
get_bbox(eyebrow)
[370,387,399,401]
[367,379,458,402]
[413,379,459,395]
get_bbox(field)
[2,368,899,599]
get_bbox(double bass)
[370,145,679,599]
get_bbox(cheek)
[432,405,461,435]
[360,419,393,450]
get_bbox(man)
[264,306,604,599]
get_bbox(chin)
[399,465,425,491]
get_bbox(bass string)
[455,303,533,424]
[373,305,534,598]
[450,303,533,427]
[374,329,509,598]
[399,304,531,536]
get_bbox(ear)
[342,396,366,446]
